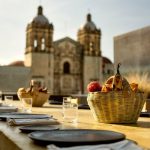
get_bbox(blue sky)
[0,0,150,65]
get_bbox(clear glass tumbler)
[21,98,32,113]
[4,95,13,106]
[62,97,78,123]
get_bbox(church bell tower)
[77,13,102,93]
[24,6,54,91]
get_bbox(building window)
[34,39,37,48]
[89,42,94,51]
[63,62,70,74]
[41,38,45,50]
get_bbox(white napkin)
[0,106,18,113]
[7,118,60,126]
[47,140,143,150]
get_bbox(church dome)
[32,6,49,25]
[81,13,97,31]
[7,60,24,67]
[102,56,113,64]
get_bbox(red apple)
[87,81,102,92]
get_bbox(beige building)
[114,26,150,73]
[0,6,113,94]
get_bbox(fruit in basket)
[87,81,102,92]
[102,63,131,92]
[130,83,138,92]
[17,81,50,107]
[87,63,145,124]
[101,83,113,92]
[112,63,123,90]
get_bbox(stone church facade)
[24,6,103,94]
[0,6,113,94]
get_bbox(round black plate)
[140,112,150,117]
[29,129,125,147]
[19,125,59,133]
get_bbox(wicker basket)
[17,91,50,107]
[87,91,146,123]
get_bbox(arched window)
[41,38,45,50]
[63,62,70,74]
[34,39,37,48]
[89,42,94,51]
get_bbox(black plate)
[78,104,90,109]
[0,113,50,121]
[19,125,59,133]
[29,129,125,147]
[140,112,150,117]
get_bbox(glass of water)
[0,91,2,105]
[21,98,32,113]
[4,95,13,106]
[62,97,78,123]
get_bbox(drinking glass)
[21,98,32,113]
[4,95,13,106]
[0,91,2,105]
[62,97,78,123]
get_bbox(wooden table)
[0,101,150,150]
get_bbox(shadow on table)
[42,105,62,109]
[115,121,150,129]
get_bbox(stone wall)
[0,66,30,92]
[83,56,102,93]
[114,26,150,73]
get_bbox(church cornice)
[27,23,53,30]
[54,36,79,46]
[25,51,51,55]
[77,29,101,35]
[54,72,81,76]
